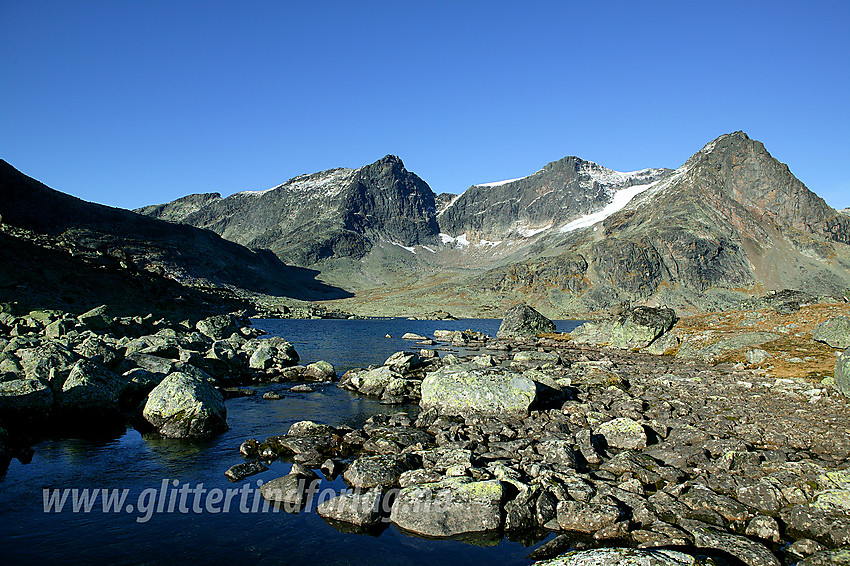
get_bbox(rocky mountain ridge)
[138,155,439,266]
[0,160,349,318]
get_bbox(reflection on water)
[0,319,579,565]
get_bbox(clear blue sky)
[2,1,848,210]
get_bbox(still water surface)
[0,319,581,565]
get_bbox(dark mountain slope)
[0,160,350,315]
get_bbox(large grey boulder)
[836,347,850,398]
[390,477,504,537]
[420,365,536,417]
[497,304,556,339]
[317,488,385,527]
[597,417,648,450]
[246,337,299,370]
[142,372,227,439]
[571,306,677,349]
[813,316,850,349]
[58,359,125,414]
[195,314,239,340]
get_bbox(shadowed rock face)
[0,159,352,315]
[139,155,439,266]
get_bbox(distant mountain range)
[2,132,848,318]
[137,131,850,316]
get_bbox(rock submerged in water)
[142,372,228,439]
[497,304,556,339]
[420,365,537,417]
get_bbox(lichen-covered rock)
[420,365,536,417]
[597,417,648,450]
[799,549,850,566]
[195,314,239,340]
[142,372,227,439]
[780,503,850,547]
[317,488,385,527]
[343,454,418,488]
[556,500,621,534]
[533,547,713,566]
[812,316,850,349]
[835,347,850,398]
[497,304,556,339]
[58,359,125,414]
[303,361,335,382]
[390,477,504,537]
[571,306,677,349]
[77,305,110,331]
[339,365,401,397]
[681,519,780,566]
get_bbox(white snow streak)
[389,242,417,254]
[517,223,552,237]
[559,182,654,233]
[475,176,528,188]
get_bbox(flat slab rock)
[390,477,504,537]
[420,365,536,417]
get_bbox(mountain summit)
[139,155,438,265]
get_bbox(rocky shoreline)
[231,304,850,566]
[2,299,850,566]
[0,304,337,463]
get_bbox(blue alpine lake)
[0,318,583,565]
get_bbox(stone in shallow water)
[317,488,385,527]
[390,477,504,537]
[142,372,228,439]
[225,461,268,482]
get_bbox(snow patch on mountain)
[238,168,355,198]
[559,182,655,233]
[518,223,553,237]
